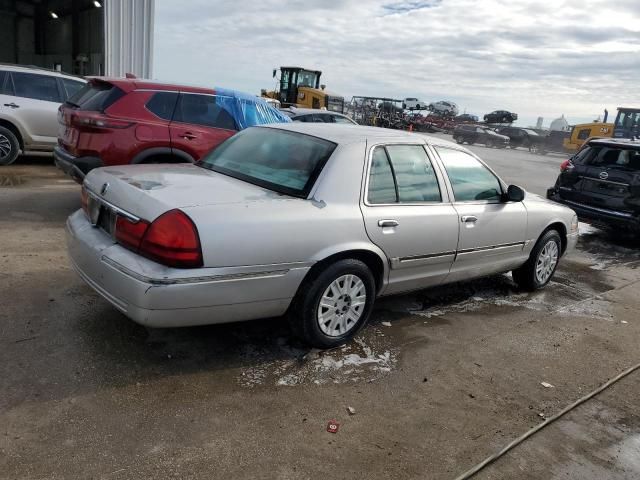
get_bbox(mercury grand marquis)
[66,123,578,348]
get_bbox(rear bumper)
[547,189,640,231]
[54,146,102,183]
[65,210,309,328]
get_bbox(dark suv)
[484,110,518,124]
[453,124,510,148]
[495,126,543,150]
[547,138,640,231]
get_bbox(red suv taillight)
[115,210,203,269]
[560,159,574,172]
[72,112,133,129]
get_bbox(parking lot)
[1,139,639,479]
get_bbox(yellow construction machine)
[262,67,345,113]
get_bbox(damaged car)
[67,124,578,348]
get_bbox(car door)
[5,71,63,149]
[169,92,237,160]
[433,146,527,282]
[360,144,460,295]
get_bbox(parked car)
[280,107,357,124]
[54,77,290,182]
[428,100,459,116]
[455,113,479,123]
[0,64,85,165]
[547,138,640,231]
[67,123,577,348]
[495,126,543,150]
[453,124,510,147]
[402,98,425,110]
[484,110,518,124]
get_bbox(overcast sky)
[154,0,640,127]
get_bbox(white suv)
[428,100,459,117]
[402,97,425,110]
[0,64,85,165]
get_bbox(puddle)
[238,334,396,388]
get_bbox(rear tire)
[485,139,494,148]
[0,126,20,166]
[512,230,561,291]
[288,259,376,349]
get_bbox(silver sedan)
[66,123,578,348]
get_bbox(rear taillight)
[560,159,574,172]
[114,210,202,268]
[72,113,133,129]
[115,216,150,251]
[81,185,89,216]
[139,210,203,268]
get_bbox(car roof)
[0,63,85,81]
[588,137,640,150]
[88,77,216,94]
[260,122,461,148]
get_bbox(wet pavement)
[1,153,639,479]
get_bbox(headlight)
[571,215,579,233]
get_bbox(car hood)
[84,163,288,221]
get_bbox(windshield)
[523,129,539,135]
[198,127,337,197]
[296,70,319,88]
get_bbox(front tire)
[288,259,376,349]
[512,230,561,291]
[0,126,20,166]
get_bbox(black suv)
[547,138,640,231]
[495,126,543,150]
[484,110,518,124]
[453,124,510,148]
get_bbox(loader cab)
[277,67,321,107]
[614,108,640,139]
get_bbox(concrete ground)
[1,144,639,480]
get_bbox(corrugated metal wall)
[104,0,154,78]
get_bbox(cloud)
[153,0,640,126]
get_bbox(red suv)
[54,77,289,182]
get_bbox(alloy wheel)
[535,240,559,284]
[0,134,12,160]
[317,274,367,337]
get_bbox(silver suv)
[0,64,85,165]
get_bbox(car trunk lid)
[83,163,285,232]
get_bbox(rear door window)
[367,147,397,204]
[174,93,238,131]
[11,72,61,102]
[67,81,125,111]
[146,92,178,120]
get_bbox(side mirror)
[506,184,525,202]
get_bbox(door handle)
[378,219,399,228]
[3,103,19,108]
[180,132,197,140]
[461,215,478,223]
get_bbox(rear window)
[67,81,125,111]
[199,127,336,198]
[588,147,640,171]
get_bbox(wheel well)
[0,119,23,149]
[140,154,189,164]
[542,222,567,254]
[307,250,386,293]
